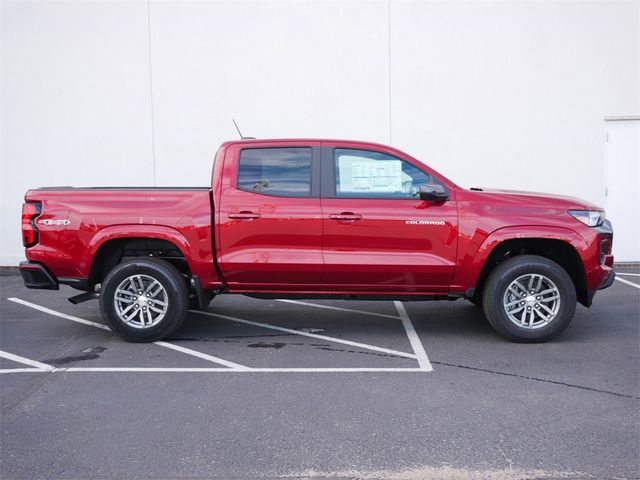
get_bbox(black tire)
[482,255,576,342]
[99,258,188,342]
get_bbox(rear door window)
[238,148,312,197]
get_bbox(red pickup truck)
[19,139,615,343]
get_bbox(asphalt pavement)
[1,267,638,480]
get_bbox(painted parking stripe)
[277,299,432,370]
[615,277,640,289]
[190,310,419,360]
[8,297,110,330]
[154,341,249,370]
[276,299,401,320]
[7,297,248,370]
[394,302,433,371]
[615,272,640,277]
[0,368,47,374]
[0,349,55,371]
[1,367,426,374]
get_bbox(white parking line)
[190,310,419,360]
[394,302,433,371]
[7,297,249,369]
[275,299,432,370]
[1,367,425,374]
[615,272,640,277]
[0,368,46,374]
[8,297,110,330]
[4,297,431,374]
[0,349,55,371]
[615,277,640,290]
[154,341,248,370]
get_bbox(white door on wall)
[604,118,640,263]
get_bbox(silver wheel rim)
[503,273,561,329]
[113,274,169,329]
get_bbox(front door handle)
[329,212,362,221]
[228,211,261,220]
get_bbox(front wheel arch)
[474,237,587,306]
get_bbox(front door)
[217,144,323,290]
[321,146,458,292]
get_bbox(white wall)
[1,0,638,265]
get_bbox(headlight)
[568,210,605,227]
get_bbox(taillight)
[22,202,42,247]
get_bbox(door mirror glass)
[418,183,450,202]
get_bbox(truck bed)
[23,186,218,288]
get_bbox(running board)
[68,291,100,304]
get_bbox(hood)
[470,188,602,211]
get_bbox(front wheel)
[482,255,577,342]
[99,258,188,342]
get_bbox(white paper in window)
[338,156,403,193]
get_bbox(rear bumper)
[19,261,59,290]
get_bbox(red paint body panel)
[22,138,613,302]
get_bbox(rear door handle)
[228,211,261,220]
[329,212,362,221]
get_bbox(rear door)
[217,142,323,290]
[320,144,458,292]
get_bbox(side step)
[68,291,100,304]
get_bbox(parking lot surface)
[1,267,639,480]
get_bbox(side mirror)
[418,183,450,202]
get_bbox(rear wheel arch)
[89,236,191,288]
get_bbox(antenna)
[232,119,256,140]
[232,119,245,139]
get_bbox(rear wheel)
[482,255,576,342]
[99,258,188,342]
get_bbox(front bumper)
[598,269,616,290]
[19,261,59,290]
[583,267,615,307]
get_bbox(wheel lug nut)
[536,296,541,300]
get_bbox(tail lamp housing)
[22,202,42,247]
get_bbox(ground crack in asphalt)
[431,360,639,400]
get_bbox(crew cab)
[19,139,615,342]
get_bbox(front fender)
[451,225,586,292]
